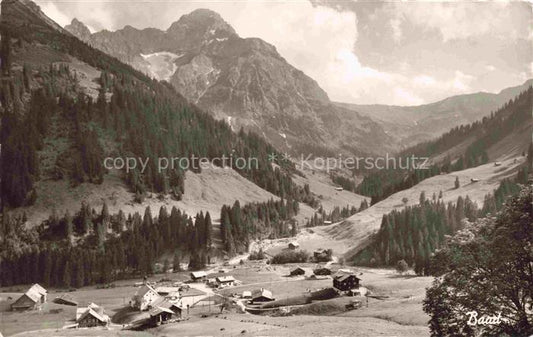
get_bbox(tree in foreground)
[423,185,532,336]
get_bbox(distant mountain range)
[337,79,533,149]
[65,13,532,155]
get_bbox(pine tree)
[419,191,426,204]
[204,212,212,249]
[101,202,110,230]
[173,250,181,272]
[62,261,71,287]
[64,211,73,240]
[42,251,52,286]
[1,30,11,76]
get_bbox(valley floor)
[0,265,431,337]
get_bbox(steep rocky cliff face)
[63,18,91,41]
[1,0,66,33]
[65,10,393,155]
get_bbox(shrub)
[271,250,309,264]
[249,249,266,260]
[396,259,409,274]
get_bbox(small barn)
[190,271,208,281]
[11,284,47,311]
[313,267,332,276]
[290,267,305,276]
[288,242,300,250]
[149,306,174,326]
[53,294,78,306]
[148,298,182,326]
[152,297,182,317]
[242,291,252,299]
[252,289,274,303]
[76,304,109,327]
[333,274,360,291]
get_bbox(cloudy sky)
[37,0,532,106]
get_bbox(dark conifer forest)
[0,10,319,287]
[353,166,529,275]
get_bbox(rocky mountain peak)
[42,6,393,154]
[167,8,237,40]
[64,18,92,41]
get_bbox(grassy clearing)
[0,265,432,336]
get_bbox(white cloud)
[384,2,529,42]
[38,2,71,27]
[452,71,474,91]
[36,0,113,33]
[393,88,424,106]
[413,75,437,87]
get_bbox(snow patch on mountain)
[140,52,182,81]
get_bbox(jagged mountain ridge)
[64,11,394,156]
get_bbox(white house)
[216,276,236,288]
[131,284,161,311]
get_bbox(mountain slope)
[0,0,315,217]
[289,156,526,259]
[336,79,533,149]
[64,13,394,155]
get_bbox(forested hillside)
[353,160,530,274]
[0,194,304,287]
[0,203,212,287]
[0,0,319,287]
[0,0,315,211]
[356,88,532,204]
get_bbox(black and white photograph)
[0,0,531,336]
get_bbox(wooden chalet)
[190,271,208,281]
[290,267,306,276]
[333,273,360,291]
[76,303,109,328]
[288,242,300,250]
[251,289,274,303]
[11,284,47,311]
